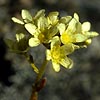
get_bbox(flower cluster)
[7,9,98,72]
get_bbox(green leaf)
[12,17,24,25]
[5,36,29,54]
[5,39,21,53]
[5,39,14,49]
[16,37,28,52]
[21,9,33,23]
[25,23,37,35]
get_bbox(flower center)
[61,32,72,44]
[38,33,45,43]
[51,46,61,62]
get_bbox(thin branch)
[35,58,48,83]
[30,77,47,100]
[24,53,39,73]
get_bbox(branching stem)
[29,56,48,100]
[24,53,39,73]
[35,58,48,83]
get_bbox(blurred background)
[0,0,100,100]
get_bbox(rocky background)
[0,0,100,100]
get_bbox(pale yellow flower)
[58,13,87,44]
[46,36,73,72]
[25,16,58,47]
[57,13,99,48]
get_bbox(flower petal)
[12,17,24,25]
[82,22,91,31]
[21,9,33,23]
[59,16,72,24]
[57,23,65,35]
[60,57,73,69]
[34,9,45,20]
[25,23,37,35]
[74,34,87,42]
[28,38,40,47]
[46,49,51,60]
[84,31,99,38]
[37,17,48,32]
[66,18,77,34]
[74,13,79,21]
[76,22,82,33]
[60,44,74,55]
[51,36,60,49]
[52,61,60,72]
[48,11,59,25]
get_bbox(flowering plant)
[6,9,99,100]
